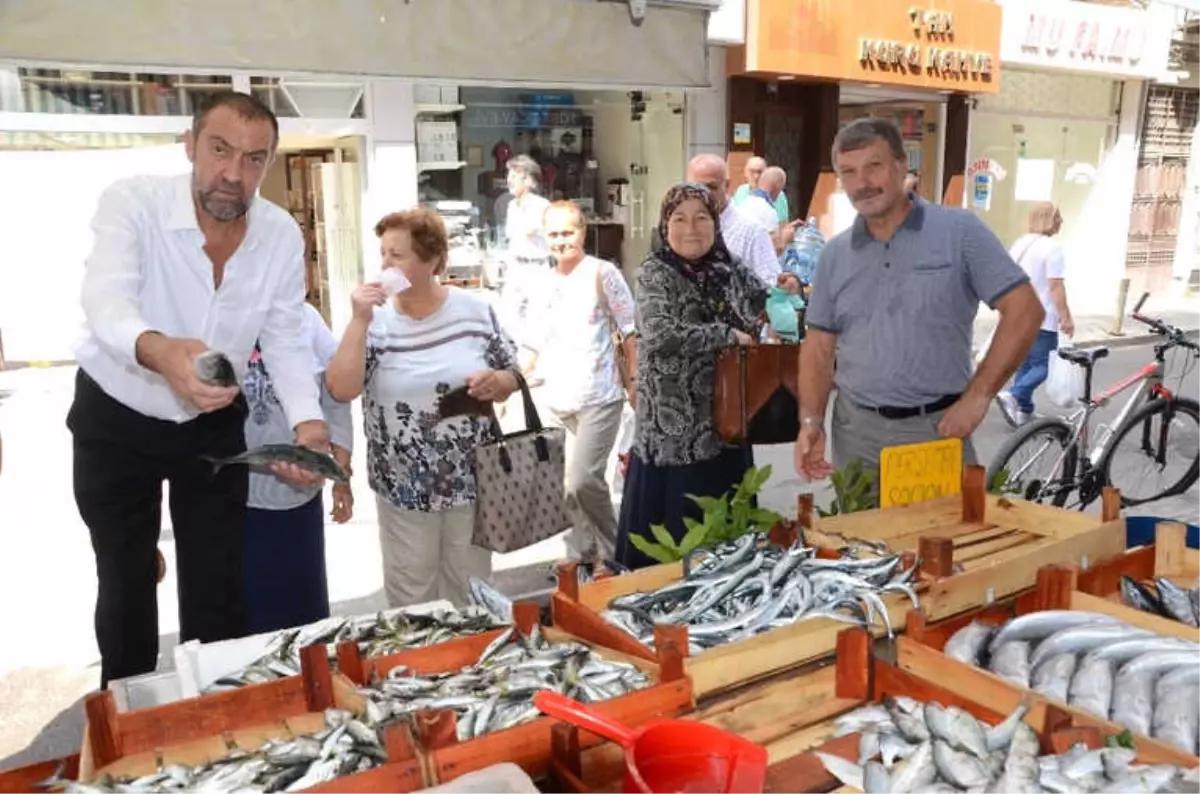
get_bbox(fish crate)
[897,564,1200,767]
[1075,522,1200,642]
[0,755,79,793]
[550,544,916,700]
[805,467,1127,622]
[335,602,694,787]
[546,626,1177,793]
[78,643,429,792]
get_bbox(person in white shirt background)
[996,202,1076,427]
[240,293,355,635]
[524,201,636,563]
[684,154,780,286]
[499,154,552,353]
[69,91,329,688]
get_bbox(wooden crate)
[336,602,694,786]
[899,564,1199,766]
[806,470,1127,621]
[547,625,1173,793]
[551,469,1124,699]
[0,755,79,793]
[1075,522,1200,647]
[79,644,427,792]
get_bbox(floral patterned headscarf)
[654,182,740,326]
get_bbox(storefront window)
[2,69,234,116]
[968,115,1113,263]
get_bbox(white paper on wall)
[1014,158,1055,203]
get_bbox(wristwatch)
[801,417,823,430]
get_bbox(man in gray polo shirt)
[795,118,1043,482]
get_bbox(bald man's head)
[686,154,730,212]
[744,156,767,187]
[761,166,786,199]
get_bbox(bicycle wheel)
[1099,397,1200,508]
[987,417,1080,508]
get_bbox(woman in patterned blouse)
[325,208,520,608]
[615,183,769,570]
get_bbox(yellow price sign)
[879,438,963,509]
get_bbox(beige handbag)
[472,372,572,553]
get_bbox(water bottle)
[788,217,825,285]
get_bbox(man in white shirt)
[68,91,329,687]
[685,154,780,285]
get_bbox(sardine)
[468,576,514,624]
[202,444,350,483]
[194,349,237,387]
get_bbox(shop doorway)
[259,136,364,334]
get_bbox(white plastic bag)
[1045,340,1085,408]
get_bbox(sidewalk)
[971,292,1199,356]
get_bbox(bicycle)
[987,292,1200,510]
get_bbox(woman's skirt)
[243,493,331,634]
[615,446,753,570]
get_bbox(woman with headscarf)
[616,183,769,570]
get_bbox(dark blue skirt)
[243,493,330,634]
[615,446,754,570]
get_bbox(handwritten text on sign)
[879,438,963,509]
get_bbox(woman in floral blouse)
[616,183,768,570]
[325,208,520,607]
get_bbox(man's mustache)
[853,188,882,202]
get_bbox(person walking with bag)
[325,208,520,608]
[523,201,636,563]
[995,203,1075,427]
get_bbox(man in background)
[686,154,780,285]
[904,169,920,197]
[733,155,790,225]
[499,154,551,351]
[742,166,804,256]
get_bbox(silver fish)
[988,640,1032,687]
[1151,683,1199,755]
[987,611,1121,655]
[924,703,989,759]
[1111,671,1155,736]
[1069,655,1115,719]
[985,697,1031,753]
[203,444,350,483]
[944,621,995,666]
[931,740,990,789]
[468,576,514,624]
[888,740,937,794]
[1083,636,1198,666]
[815,752,864,791]
[1156,578,1200,627]
[879,732,918,768]
[863,760,891,794]
[1032,653,1077,703]
[1028,625,1154,672]
[194,350,237,387]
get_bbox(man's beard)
[197,182,249,222]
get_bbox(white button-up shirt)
[721,203,779,285]
[75,173,323,428]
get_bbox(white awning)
[0,0,713,89]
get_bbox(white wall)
[0,145,190,362]
[686,46,728,162]
[360,78,418,282]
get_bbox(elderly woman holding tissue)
[325,208,521,608]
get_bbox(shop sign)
[859,7,994,79]
[998,0,1173,79]
[879,438,963,509]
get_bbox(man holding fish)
[68,91,331,686]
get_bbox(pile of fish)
[204,606,505,692]
[42,708,384,793]
[1121,576,1200,628]
[943,610,1200,754]
[599,534,918,654]
[357,625,650,742]
[821,696,1199,793]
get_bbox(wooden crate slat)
[1069,590,1200,641]
[0,755,79,794]
[359,628,509,683]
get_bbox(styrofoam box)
[417,763,538,793]
[174,599,456,699]
[109,669,185,712]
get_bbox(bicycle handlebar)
[1128,291,1199,352]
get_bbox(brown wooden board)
[78,644,428,791]
[898,564,1200,767]
[1077,520,1200,599]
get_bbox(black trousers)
[67,370,250,687]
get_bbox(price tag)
[879,438,963,509]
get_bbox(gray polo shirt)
[806,197,1028,409]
